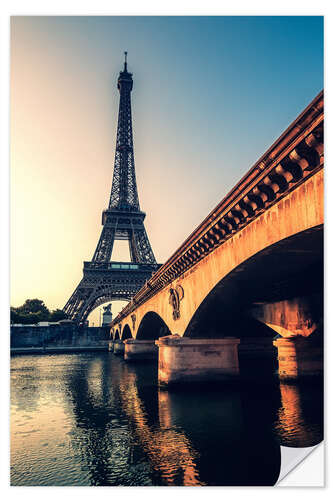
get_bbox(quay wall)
[10,323,110,351]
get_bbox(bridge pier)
[113,340,125,356]
[155,335,240,387]
[124,339,158,362]
[273,336,323,380]
[108,340,114,352]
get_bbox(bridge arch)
[184,225,323,340]
[122,324,133,340]
[83,295,130,325]
[136,312,171,341]
[114,329,120,340]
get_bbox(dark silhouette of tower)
[64,53,160,323]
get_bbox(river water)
[10,352,323,486]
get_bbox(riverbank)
[11,344,109,355]
[11,323,110,355]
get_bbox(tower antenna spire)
[124,51,128,71]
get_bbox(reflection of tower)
[64,52,160,324]
[102,304,113,326]
[63,355,135,485]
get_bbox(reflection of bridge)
[115,361,282,485]
[110,91,324,386]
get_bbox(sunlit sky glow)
[10,16,323,324]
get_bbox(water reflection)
[117,364,203,485]
[274,381,323,447]
[11,353,323,486]
[156,384,281,486]
[63,354,148,485]
[11,359,41,413]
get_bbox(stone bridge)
[110,91,324,386]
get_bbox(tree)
[49,309,68,322]
[10,308,40,325]
[10,299,68,324]
[10,308,21,324]
[20,299,49,318]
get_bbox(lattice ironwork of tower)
[64,54,160,324]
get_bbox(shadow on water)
[11,353,323,486]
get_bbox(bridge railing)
[111,90,324,326]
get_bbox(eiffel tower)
[64,53,160,324]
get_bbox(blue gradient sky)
[11,16,323,322]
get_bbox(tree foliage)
[49,309,68,322]
[10,299,68,325]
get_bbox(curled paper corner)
[277,442,324,486]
